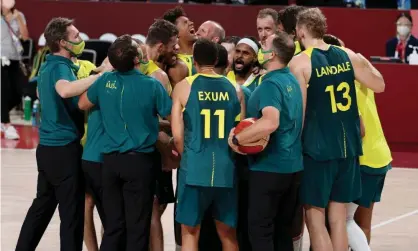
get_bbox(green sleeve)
[153,79,172,118]
[52,63,76,86]
[258,81,283,112]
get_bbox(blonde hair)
[297,8,327,39]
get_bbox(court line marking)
[372,209,418,229]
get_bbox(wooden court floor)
[1,149,418,251]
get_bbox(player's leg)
[150,153,165,251]
[355,204,374,243]
[15,145,58,251]
[301,156,334,251]
[175,170,208,251]
[198,207,222,251]
[84,193,99,251]
[121,152,156,251]
[150,197,164,251]
[248,171,290,251]
[354,164,390,244]
[329,157,362,251]
[327,201,348,250]
[346,203,370,251]
[214,186,239,251]
[82,160,105,251]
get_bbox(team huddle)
[15,4,392,251]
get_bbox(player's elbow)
[55,81,72,98]
[265,119,279,134]
[78,98,89,111]
[371,78,385,93]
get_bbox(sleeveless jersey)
[145,60,172,96]
[355,81,392,168]
[302,45,362,161]
[181,74,241,188]
[178,53,197,76]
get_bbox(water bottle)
[32,100,40,127]
[408,46,418,65]
[398,0,411,10]
[24,96,32,121]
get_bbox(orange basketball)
[234,118,269,154]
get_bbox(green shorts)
[175,182,237,228]
[355,164,391,208]
[301,155,361,208]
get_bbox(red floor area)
[2,125,418,169]
[1,125,39,150]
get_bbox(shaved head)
[196,20,225,43]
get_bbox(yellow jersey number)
[200,109,225,139]
[325,82,352,113]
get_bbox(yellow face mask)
[257,49,273,68]
[65,40,85,57]
[138,60,150,75]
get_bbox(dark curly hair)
[162,6,186,25]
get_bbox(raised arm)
[346,49,385,93]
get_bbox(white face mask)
[397,25,411,37]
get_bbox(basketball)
[234,118,269,154]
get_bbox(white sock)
[293,234,303,251]
[346,203,371,251]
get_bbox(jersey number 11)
[201,109,225,139]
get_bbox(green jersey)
[37,55,84,146]
[303,45,362,161]
[87,69,172,154]
[247,68,303,174]
[180,74,241,188]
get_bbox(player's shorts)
[300,155,361,208]
[153,151,175,205]
[176,181,238,228]
[355,164,391,208]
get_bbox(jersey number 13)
[325,82,352,113]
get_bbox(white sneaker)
[4,125,20,140]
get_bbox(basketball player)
[324,34,392,251]
[16,17,104,251]
[227,37,261,91]
[214,43,229,75]
[225,36,261,251]
[137,19,180,251]
[220,36,241,74]
[163,7,223,251]
[279,5,307,55]
[229,32,303,251]
[196,20,225,43]
[288,8,385,251]
[78,35,172,251]
[77,57,112,251]
[256,8,280,46]
[163,6,197,85]
[171,38,241,251]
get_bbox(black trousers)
[16,142,85,251]
[1,60,25,123]
[248,170,303,251]
[82,160,105,227]
[100,151,156,251]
